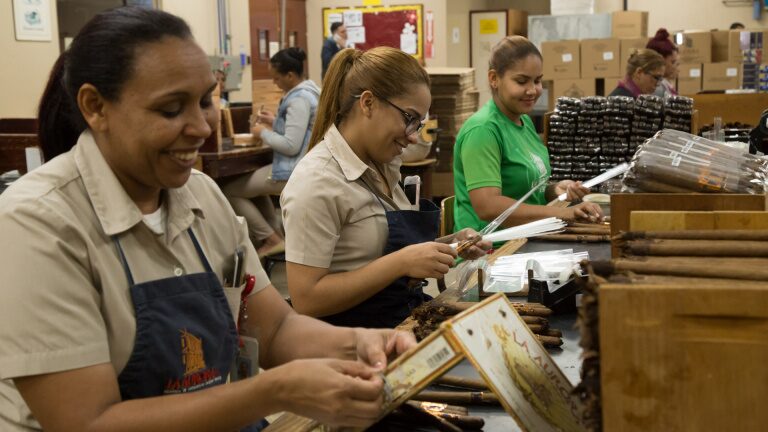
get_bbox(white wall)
[0,1,60,118]
[596,0,768,34]
[305,0,448,85]
[226,0,253,103]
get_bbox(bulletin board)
[322,5,423,59]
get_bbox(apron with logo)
[114,228,265,430]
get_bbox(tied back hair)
[309,47,430,149]
[37,7,192,161]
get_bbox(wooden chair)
[437,195,455,293]
[439,195,455,238]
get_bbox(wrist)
[387,249,409,278]
[253,367,285,414]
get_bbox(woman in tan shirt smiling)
[0,8,415,431]
[282,47,490,328]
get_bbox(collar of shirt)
[73,130,203,238]
[323,123,402,191]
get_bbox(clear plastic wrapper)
[622,129,768,194]
[483,249,589,294]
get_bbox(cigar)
[536,334,564,347]
[435,412,485,430]
[435,375,489,391]
[400,402,463,432]
[522,315,548,325]
[414,390,500,405]
[417,401,469,416]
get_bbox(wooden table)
[197,141,272,179]
[400,158,437,199]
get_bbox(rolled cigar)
[536,334,564,347]
[417,402,469,416]
[543,328,563,338]
[564,227,611,235]
[522,315,548,325]
[435,375,489,391]
[570,222,611,229]
[608,256,768,281]
[536,234,611,242]
[622,239,768,257]
[527,324,546,333]
[619,230,768,241]
[435,412,486,430]
[414,391,500,406]
[399,402,462,432]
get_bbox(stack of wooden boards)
[575,223,768,431]
[424,68,478,173]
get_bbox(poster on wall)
[13,0,52,41]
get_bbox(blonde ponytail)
[309,46,430,150]
[309,48,360,149]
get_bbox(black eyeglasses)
[354,93,425,135]
[648,73,663,83]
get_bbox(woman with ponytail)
[281,47,490,329]
[646,28,680,96]
[222,47,319,257]
[0,7,415,431]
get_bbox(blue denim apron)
[321,182,440,328]
[114,228,266,430]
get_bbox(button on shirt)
[281,124,411,272]
[0,131,268,430]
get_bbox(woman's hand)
[257,109,275,125]
[396,242,457,279]
[269,358,385,428]
[354,329,417,370]
[251,122,266,136]
[554,180,590,202]
[453,228,492,260]
[560,202,604,223]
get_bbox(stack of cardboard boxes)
[543,11,648,110]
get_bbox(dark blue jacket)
[321,37,341,78]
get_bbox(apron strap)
[113,236,136,287]
[187,228,215,274]
[358,176,402,212]
[112,227,214,287]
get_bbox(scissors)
[455,177,547,254]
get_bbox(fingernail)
[374,361,383,369]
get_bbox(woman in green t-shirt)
[453,36,603,233]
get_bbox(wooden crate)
[630,210,768,231]
[610,193,768,256]
[600,278,768,431]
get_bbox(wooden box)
[600,278,768,431]
[610,193,768,257]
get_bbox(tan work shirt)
[281,124,411,272]
[0,131,268,430]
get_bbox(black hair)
[330,22,343,34]
[37,7,192,161]
[270,47,306,76]
[489,36,542,78]
[730,22,745,30]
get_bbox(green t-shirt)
[453,99,551,233]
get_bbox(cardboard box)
[600,277,768,432]
[675,31,712,64]
[702,62,741,91]
[507,9,528,37]
[580,38,621,78]
[552,79,597,105]
[600,76,623,96]
[711,30,731,62]
[728,29,768,64]
[611,11,648,39]
[542,40,581,80]
[620,37,648,71]
[676,63,703,95]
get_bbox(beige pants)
[221,164,286,241]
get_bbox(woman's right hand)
[257,110,275,125]
[269,358,385,428]
[560,202,604,223]
[396,242,457,279]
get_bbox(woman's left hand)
[454,228,492,260]
[555,180,590,202]
[355,329,417,370]
[252,122,266,136]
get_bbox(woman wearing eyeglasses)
[280,47,490,328]
[608,48,667,98]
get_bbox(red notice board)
[322,5,423,59]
